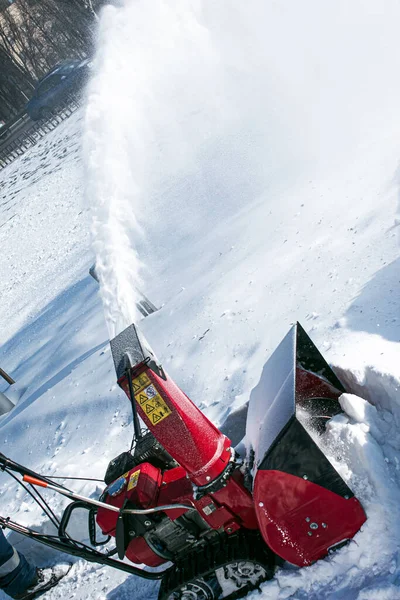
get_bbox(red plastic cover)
[254,470,366,566]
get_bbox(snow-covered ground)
[1,1,400,598]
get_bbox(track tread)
[158,531,275,600]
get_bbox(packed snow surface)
[1,0,400,598]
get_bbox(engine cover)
[97,462,161,535]
[96,458,259,568]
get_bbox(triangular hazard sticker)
[152,413,161,424]
[138,394,147,405]
[146,404,155,414]
[133,382,141,393]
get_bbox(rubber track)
[158,531,275,600]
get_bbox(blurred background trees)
[0,0,105,120]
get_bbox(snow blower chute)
[0,323,366,600]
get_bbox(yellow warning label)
[137,393,148,405]
[127,470,140,491]
[134,384,172,426]
[131,373,151,394]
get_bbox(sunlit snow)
[1,1,400,599]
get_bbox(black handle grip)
[59,500,110,547]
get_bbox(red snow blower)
[0,323,366,600]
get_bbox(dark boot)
[13,565,71,600]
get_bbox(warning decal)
[127,470,140,491]
[134,384,172,426]
[131,373,151,394]
[138,394,148,406]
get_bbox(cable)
[0,454,68,491]
[31,485,61,527]
[5,469,79,547]
[126,366,143,442]
[42,475,104,483]
[5,470,60,531]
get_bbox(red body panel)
[296,367,342,402]
[157,466,195,520]
[211,471,258,530]
[254,470,366,566]
[125,536,165,567]
[119,366,232,486]
[96,463,161,536]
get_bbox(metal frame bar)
[0,453,171,580]
[0,368,15,386]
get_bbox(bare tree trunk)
[0,0,99,119]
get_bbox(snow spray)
[84,0,400,337]
[83,0,301,338]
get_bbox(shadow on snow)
[345,257,400,342]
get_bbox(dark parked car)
[26,59,92,121]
